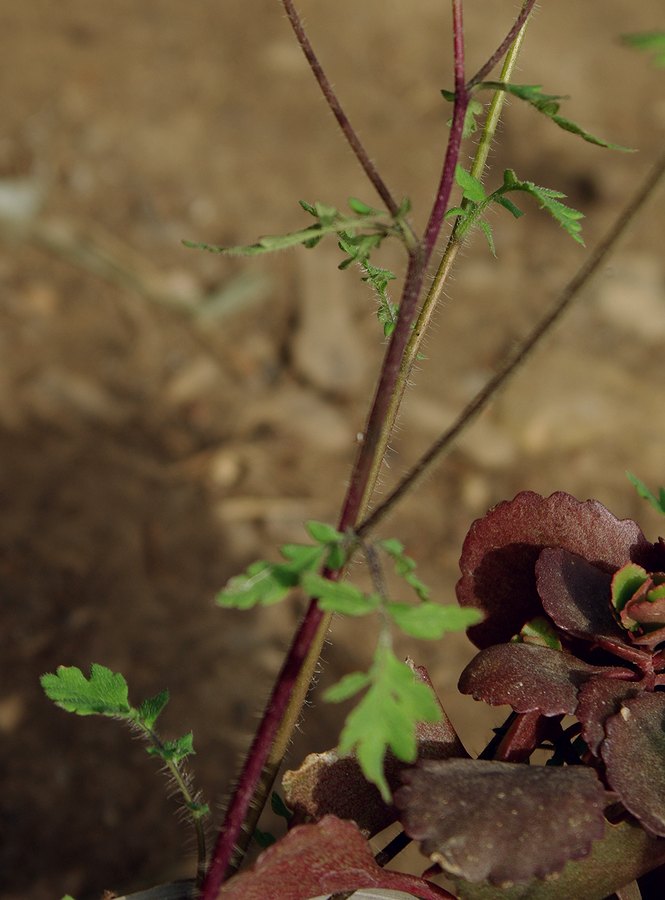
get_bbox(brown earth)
[1,2,664,898]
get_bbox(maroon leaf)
[457,491,648,648]
[217,815,453,899]
[576,676,644,755]
[458,643,630,715]
[284,663,468,836]
[535,548,626,646]
[602,693,665,836]
[397,759,607,886]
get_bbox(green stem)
[359,149,665,538]
[373,16,532,498]
[143,726,208,886]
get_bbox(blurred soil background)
[1,1,664,897]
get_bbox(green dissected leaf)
[477,82,633,151]
[41,664,131,718]
[183,199,393,257]
[501,169,585,244]
[622,31,665,67]
[301,572,380,616]
[626,471,665,515]
[379,539,430,601]
[146,731,195,764]
[217,544,326,609]
[217,560,292,609]
[326,647,442,801]
[137,689,170,730]
[386,602,483,639]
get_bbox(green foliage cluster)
[216,522,480,795]
[41,665,209,817]
[450,164,585,251]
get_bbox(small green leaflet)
[217,521,349,609]
[305,520,344,544]
[450,165,585,250]
[41,664,131,718]
[185,197,407,339]
[324,646,442,801]
[300,572,381,616]
[476,82,633,151]
[217,547,325,609]
[137,689,170,730]
[626,471,665,516]
[622,32,665,67]
[146,732,195,764]
[183,198,392,256]
[386,602,482,639]
[441,89,485,139]
[379,538,430,601]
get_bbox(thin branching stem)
[467,0,538,89]
[200,6,471,893]
[281,0,404,225]
[358,150,665,539]
[379,15,532,490]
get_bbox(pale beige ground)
[1,2,664,897]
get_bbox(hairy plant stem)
[144,727,208,886]
[200,6,470,895]
[377,14,532,503]
[358,148,665,539]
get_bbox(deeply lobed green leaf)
[477,82,633,151]
[326,647,442,801]
[41,664,132,718]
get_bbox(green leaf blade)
[332,648,442,801]
[301,572,380,616]
[137,689,170,730]
[41,664,132,718]
[386,602,483,639]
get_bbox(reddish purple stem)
[199,1,554,893]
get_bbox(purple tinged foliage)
[396,759,607,886]
[456,490,665,837]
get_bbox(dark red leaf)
[602,693,665,836]
[458,643,630,715]
[576,676,644,755]
[535,548,626,646]
[457,491,648,648]
[217,815,453,899]
[396,759,607,886]
[283,663,468,836]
